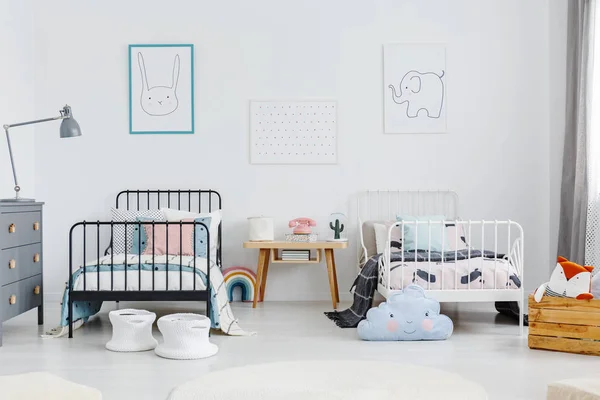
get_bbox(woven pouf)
[106,309,158,352]
[155,313,218,360]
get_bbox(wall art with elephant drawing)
[384,44,446,134]
[129,44,194,134]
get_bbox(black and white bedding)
[325,249,521,328]
[384,249,521,290]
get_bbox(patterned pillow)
[110,208,164,254]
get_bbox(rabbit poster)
[129,44,194,134]
[384,44,446,134]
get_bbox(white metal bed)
[357,190,525,335]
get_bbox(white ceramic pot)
[248,217,274,241]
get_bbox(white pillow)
[160,208,221,256]
[373,222,403,254]
[445,223,469,251]
[110,208,165,254]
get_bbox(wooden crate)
[528,295,600,356]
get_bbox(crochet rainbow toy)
[223,267,260,302]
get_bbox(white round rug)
[168,360,487,400]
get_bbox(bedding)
[57,254,252,336]
[396,215,448,252]
[110,208,164,254]
[132,217,211,258]
[161,208,221,255]
[385,255,520,291]
[326,249,521,329]
[373,222,402,254]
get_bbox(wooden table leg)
[253,249,268,308]
[331,250,340,303]
[259,249,271,302]
[325,249,338,309]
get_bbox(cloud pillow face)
[357,285,453,341]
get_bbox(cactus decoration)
[329,219,345,240]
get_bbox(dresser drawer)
[1,275,42,323]
[0,244,42,285]
[0,211,42,249]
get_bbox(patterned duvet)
[380,249,521,291]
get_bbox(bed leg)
[68,296,73,339]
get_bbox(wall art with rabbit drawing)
[129,44,194,134]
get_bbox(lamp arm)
[3,109,68,200]
[5,115,64,129]
[4,126,20,197]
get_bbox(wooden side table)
[243,241,348,309]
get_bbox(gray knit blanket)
[325,249,504,328]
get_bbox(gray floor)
[1,301,599,400]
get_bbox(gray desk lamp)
[2,105,82,202]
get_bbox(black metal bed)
[68,189,222,338]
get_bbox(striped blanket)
[325,249,504,328]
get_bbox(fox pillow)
[534,256,594,302]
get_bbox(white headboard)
[357,190,459,223]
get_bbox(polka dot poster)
[250,101,337,164]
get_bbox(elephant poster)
[384,44,446,134]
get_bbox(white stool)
[106,309,157,352]
[155,313,218,360]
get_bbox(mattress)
[73,267,205,291]
[62,254,252,336]
[383,256,521,291]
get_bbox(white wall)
[0,0,35,200]
[33,0,557,301]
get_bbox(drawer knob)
[8,295,16,305]
[8,259,16,269]
[8,223,15,234]
[33,221,40,231]
[33,286,40,295]
[33,253,40,263]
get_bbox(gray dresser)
[0,201,44,346]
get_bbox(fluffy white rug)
[168,360,487,400]
[548,377,600,400]
[0,372,102,399]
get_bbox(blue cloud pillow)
[357,285,453,341]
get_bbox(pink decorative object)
[288,218,317,235]
[143,218,195,256]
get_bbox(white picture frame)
[384,44,446,134]
[250,100,337,165]
[129,44,194,134]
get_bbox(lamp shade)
[60,117,82,138]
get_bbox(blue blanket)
[60,263,220,329]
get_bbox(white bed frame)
[357,190,525,335]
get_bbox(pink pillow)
[142,218,195,256]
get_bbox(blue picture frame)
[129,44,194,134]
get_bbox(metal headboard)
[356,190,459,267]
[115,189,222,266]
[358,190,459,222]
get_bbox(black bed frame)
[68,189,222,338]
